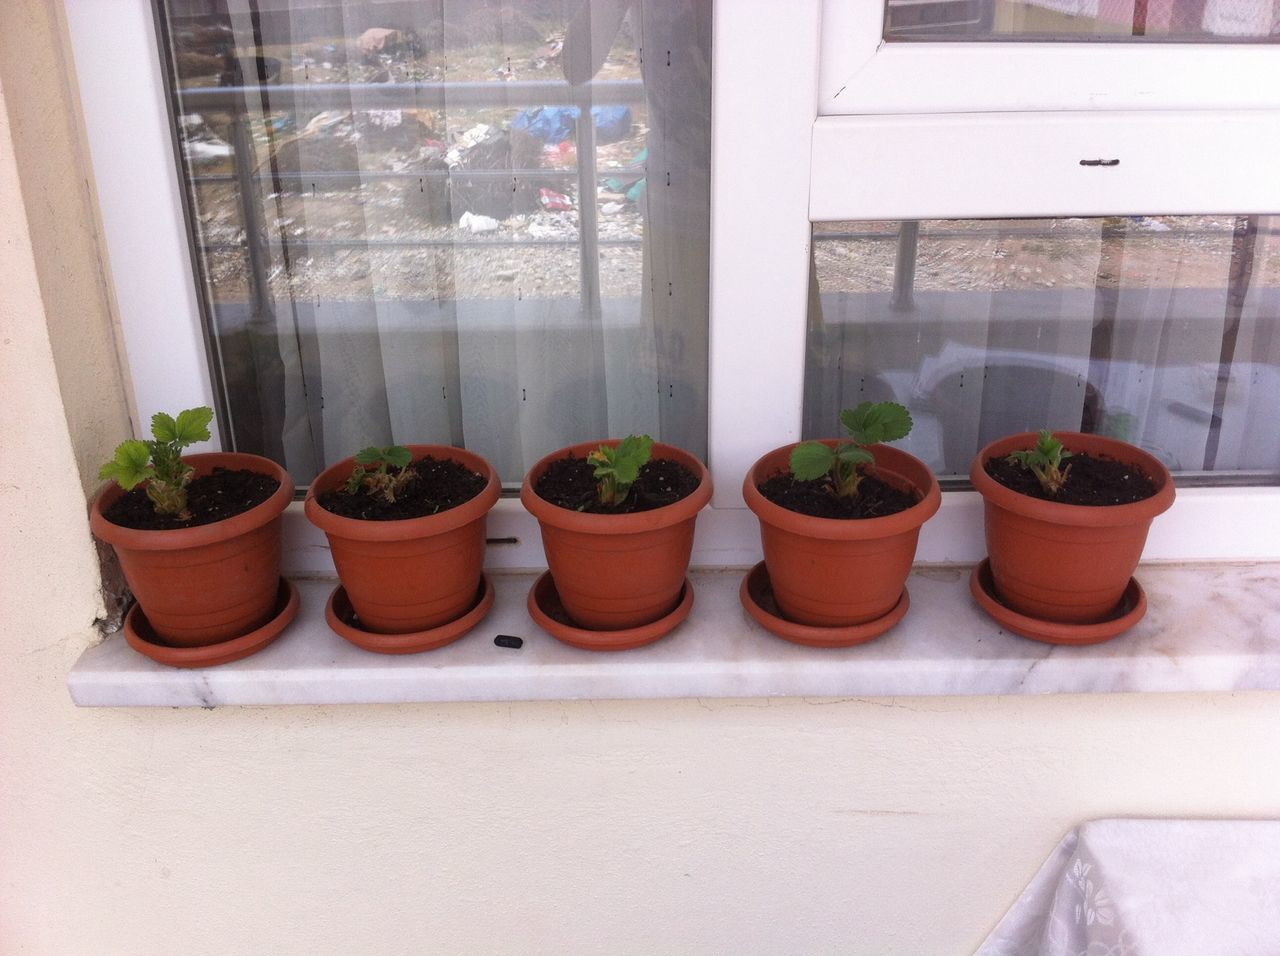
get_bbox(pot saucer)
[527,571,693,651]
[124,578,299,668]
[326,575,495,654]
[969,559,1146,645]
[740,562,908,648]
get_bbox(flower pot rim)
[743,440,941,541]
[520,439,713,535]
[90,451,294,552]
[304,443,501,542]
[970,430,1175,527]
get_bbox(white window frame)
[65,0,1280,571]
[819,2,1280,115]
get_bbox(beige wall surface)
[3,3,1280,954]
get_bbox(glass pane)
[884,1,1280,41]
[156,0,711,485]
[805,216,1280,483]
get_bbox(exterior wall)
[1,3,1279,954]
[1,0,134,497]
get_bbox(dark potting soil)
[534,456,699,514]
[103,468,280,530]
[758,471,920,519]
[317,454,487,520]
[985,452,1158,505]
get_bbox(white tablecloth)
[977,819,1280,956]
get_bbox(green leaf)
[789,441,835,481]
[609,434,653,485]
[98,440,154,489]
[835,445,874,468]
[354,447,385,466]
[172,406,213,445]
[150,412,178,443]
[382,445,413,469]
[840,401,913,445]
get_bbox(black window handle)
[1080,158,1121,167]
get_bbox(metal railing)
[177,78,647,321]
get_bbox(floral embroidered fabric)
[978,819,1280,956]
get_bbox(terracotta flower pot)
[970,431,1175,624]
[520,440,712,630]
[743,442,941,627]
[90,452,294,647]
[305,445,501,634]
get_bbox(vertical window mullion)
[707,0,822,509]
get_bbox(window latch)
[1079,158,1120,167]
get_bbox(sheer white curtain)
[167,0,710,484]
[804,217,1280,480]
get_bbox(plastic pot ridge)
[744,441,941,628]
[970,431,1175,624]
[305,444,500,634]
[521,440,712,631]
[91,452,294,647]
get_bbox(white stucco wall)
[2,6,1280,954]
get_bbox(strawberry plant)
[587,434,653,506]
[345,445,415,504]
[789,402,913,498]
[98,406,214,519]
[1006,429,1072,495]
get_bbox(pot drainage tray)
[527,571,693,651]
[740,562,908,648]
[970,559,1146,645]
[326,575,495,654]
[125,578,299,668]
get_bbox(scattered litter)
[601,201,625,215]
[303,110,349,136]
[367,109,403,130]
[530,33,564,70]
[460,211,500,233]
[538,188,574,212]
[512,105,633,145]
[184,137,233,162]
[358,28,407,59]
[446,123,496,167]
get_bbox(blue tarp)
[512,106,633,145]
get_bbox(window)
[805,216,1280,483]
[884,0,1280,42]
[149,0,710,487]
[65,0,1280,566]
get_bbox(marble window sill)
[68,562,1280,707]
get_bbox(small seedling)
[789,402,913,498]
[346,445,415,504]
[587,434,653,507]
[1007,429,1072,495]
[99,406,214,519]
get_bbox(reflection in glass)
[157,1,711,484]
[884,0,1280,41]
[804,217,1280,481]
